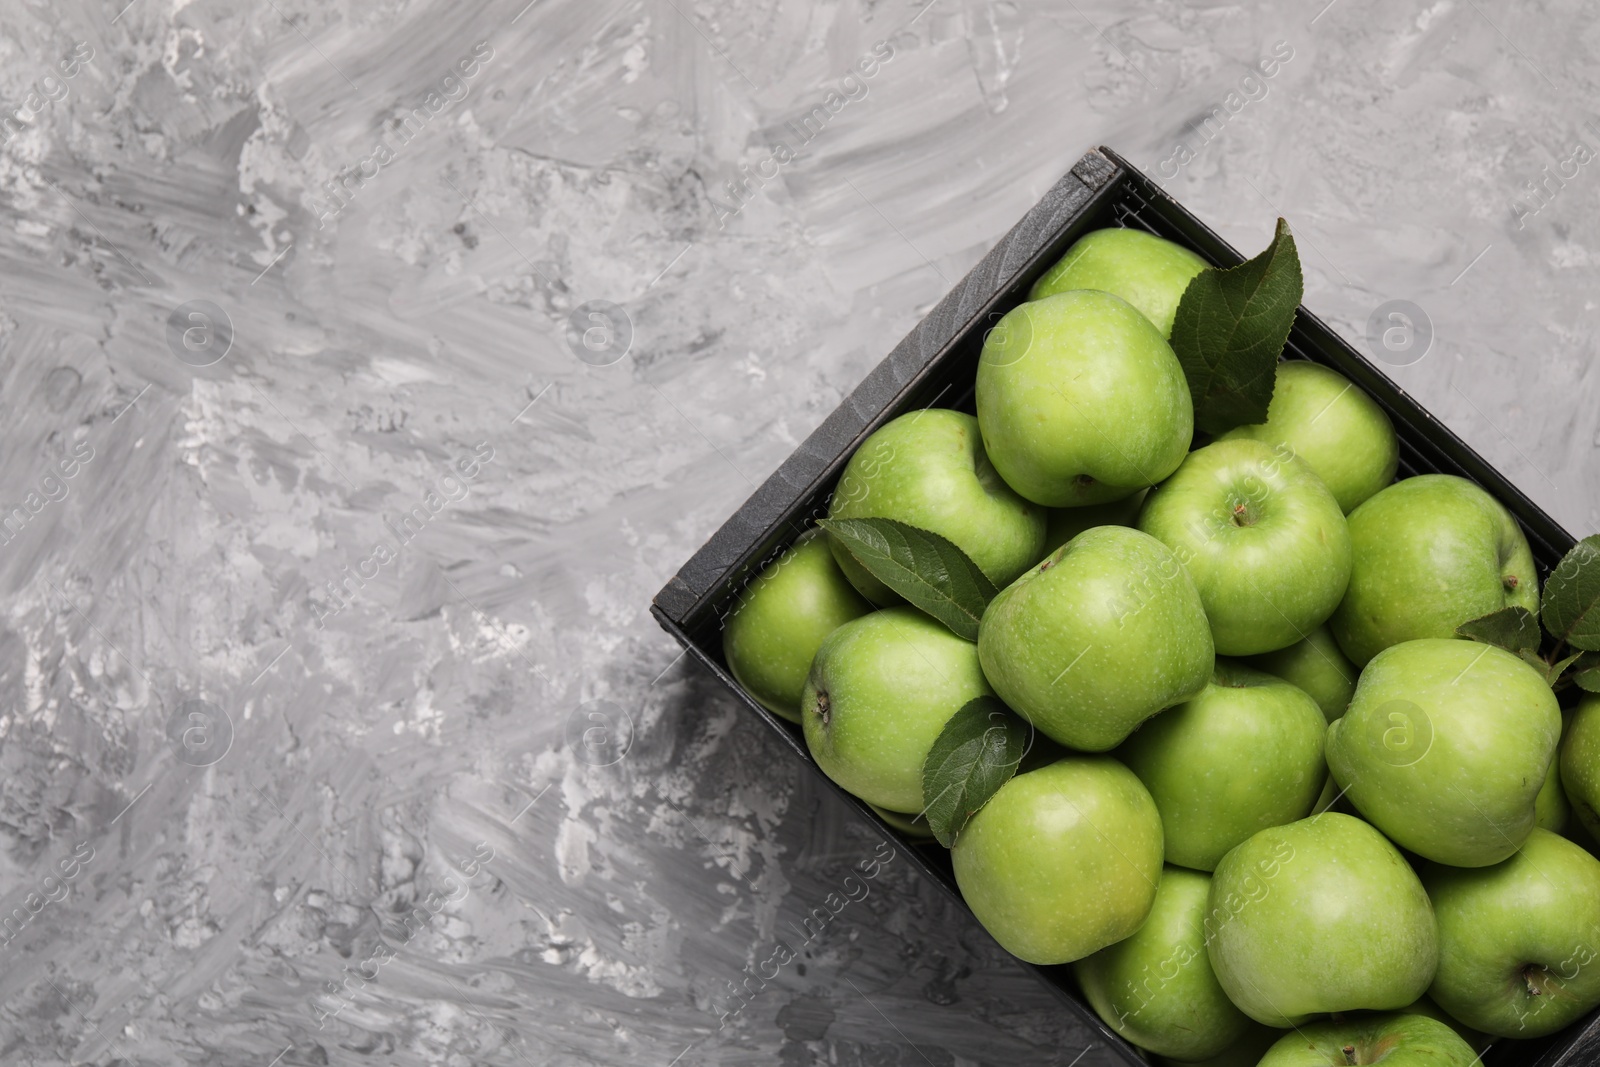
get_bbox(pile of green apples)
[721,226,1600,1067]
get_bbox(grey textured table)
[0,2,1594,1064]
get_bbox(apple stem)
[1503,574,1520,590]
[815,691,831,726]
[1341,1045,1357,1065]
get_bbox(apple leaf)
[1542,536,1600,652]
[1548,650,1586,687]
[921,696,1029,847]
[1168,217,1304,436]
[1523,648,1584,688]
[818,517,997,642]
[1456,606,1543,655]
[1571,652,1600,693]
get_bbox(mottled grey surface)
[0,1,1596,1064]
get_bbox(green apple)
[1218,362,1399,514]
[1138,439,1351,656]
[1326,638,1560,867]
[1118,661,1326,871]
[1330,475,1539,667]
[1043,488,1147,555]
[1206,813,1437,1026]
[1425,827,1600,1037]
[1391,995,1491,1053]
[1075,866,1252,1059]
[1538,755,1570,835]
[1255,1013,1478,1067]
[868,803,934,841]
[1157,1024,1280,1067]
[1245,623,1357,723]
[951,756,1162,965]
[1562,694,1600,841]
[975,289,1193,507]
[801,607,991,812]
[826,408,1046,604]
[722,529,871,722]
[1028,227,1209,337]
[1310,775,1342,816]
[977,525,1214,751]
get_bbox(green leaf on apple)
[1168,217,1304,436]
[1522,648,1583,688]
[921,696,1029,847]
[1455,606,1543,655]
[1571,652,1600,693]
[1548,650,1585,686]
[817,517,997,642]
[1541,535,1600,651]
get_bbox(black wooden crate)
[650,146,1592,1067]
